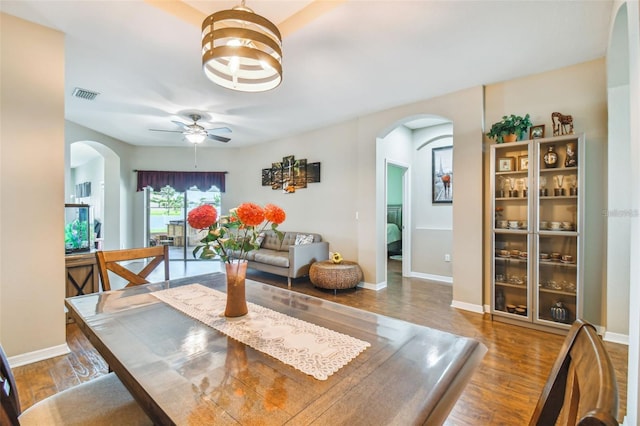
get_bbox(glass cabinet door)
[535,136,582,327]
[491,140,532,319]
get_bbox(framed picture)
[518,155,529,171]
[432,146,453,204]
[498,157,515,172]
[261,168,272,186]
[307,162,321,183]
[529,124,545,139]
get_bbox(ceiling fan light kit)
[202,0,282,92]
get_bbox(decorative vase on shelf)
[550,301,568,323]
[224,260,248,317]
[565,142,577,167]
[543,145,558,168]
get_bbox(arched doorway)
[68,140,121,250]
[376,115,453,288]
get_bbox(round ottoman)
[309,260,363,293]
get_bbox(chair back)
[0,344,21,426]
[96,245,169,291]
[529,319,619,426]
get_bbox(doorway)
[386,162,408,279]
[145,186,221,261]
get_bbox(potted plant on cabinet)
[486,114,532,143]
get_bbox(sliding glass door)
[146,185,221,261]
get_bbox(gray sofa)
[234,230,329,287]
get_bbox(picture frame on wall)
[498,157,516,172]
[307,162,321,183]
[261,168,272,186]
[432,146,453,204]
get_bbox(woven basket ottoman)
[309,260,362,293]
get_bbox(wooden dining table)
[65,273,487,425]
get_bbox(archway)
[375,114,453,289]
[67,141,121,250]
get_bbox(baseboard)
[358,281,387,291]
[410,272,453,284]
[451,300,484,314]
[603,330,629,345]
[483,303,491,313]
[8,343,71,368]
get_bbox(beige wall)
[0,14,66,357]
[484,59,608,326]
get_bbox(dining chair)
[0,343,152,425]
[529,318,619,426]
[96,245,169,291]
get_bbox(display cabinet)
[490,134,584,332]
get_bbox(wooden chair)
[529,319,619,426]
[0,344,152,425]
[96,245,169,291]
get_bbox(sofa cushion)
[253,249,289,268]
[279,232,320,248]
[261,232,284,250]
[294,233,314,245]
[255,232,266,247]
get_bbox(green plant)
[150,186,184,214]
[486,114,532,143]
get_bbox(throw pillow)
[255,232,266,247]
[294,233,314,245]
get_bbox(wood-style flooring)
[13,259,628,424]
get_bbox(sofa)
[233,230,329,287]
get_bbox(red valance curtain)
[136,170,226,192]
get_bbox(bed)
[387,204,402,257]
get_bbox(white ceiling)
[1,0,613,151]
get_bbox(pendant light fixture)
[202,0,282,92]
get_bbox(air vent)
[72,87,100,100]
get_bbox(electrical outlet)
[444,254,451,262]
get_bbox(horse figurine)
[551,112,574,136]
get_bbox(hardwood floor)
[13,259,628,424]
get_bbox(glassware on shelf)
[567,174,578,196]
[554,175,565,196]
[497,176,506,198]
[508,177,517,197]
[539,176,548,196]
[519,178,528,198]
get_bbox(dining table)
[65,272,487,425]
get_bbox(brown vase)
[224,260,248,317]
[503,133,517,143]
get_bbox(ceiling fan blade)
[149,129,183,133]
[171,120,189,129]
[209,134,231,143]
[207,126,232,134]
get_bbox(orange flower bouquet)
[187,202,286,264]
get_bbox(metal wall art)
[261,155,320,193]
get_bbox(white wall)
[0,14,67,357]
[411,123,454,280]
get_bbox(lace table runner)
[152,284,370,380]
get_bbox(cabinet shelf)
[539,287,577,296]
[539,195,578,200]
[495,197,528,201]
[491,134,584,331]
[496,281,527,289]
[539,260,577,268]
[494,256,528,264]
[539,166,578,174]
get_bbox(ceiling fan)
[150,114,231,143]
